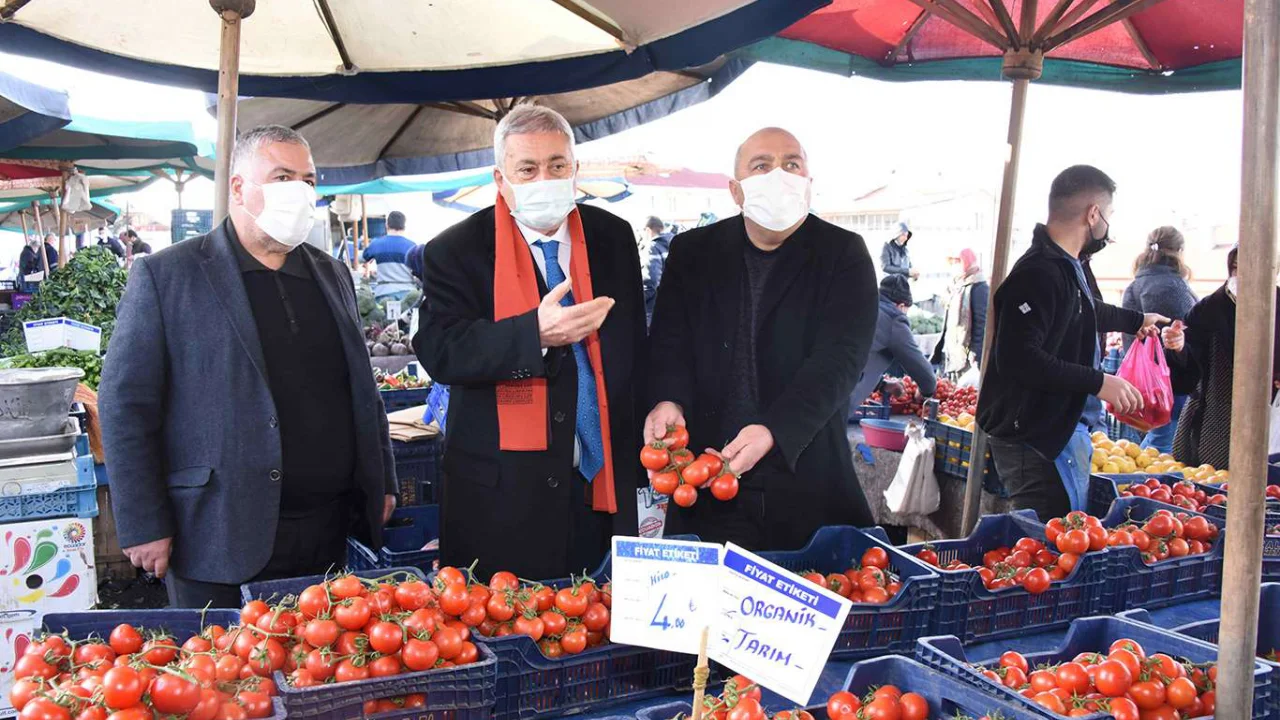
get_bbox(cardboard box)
[22,317,102,353]
[0,516,97,618]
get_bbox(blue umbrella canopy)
[0,0,824,102]
[0,114,207,162]
[0,71,71,154]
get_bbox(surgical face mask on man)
[246,180,317,249]
[738,167,811,232]
[507,176,576,231]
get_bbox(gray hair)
[493,105,574,167]
[231,125,311,176]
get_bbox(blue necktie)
[534,240,604,482]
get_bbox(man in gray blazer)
[100,125,397,608]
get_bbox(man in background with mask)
[977,165,1167,521]
[414,105,644,579]
[645,127,878,548]
[100,125,397,608]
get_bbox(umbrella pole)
[360,195,369,264]
[962,52,1040,536]
[1218,0,1279,713]
[31,201,49,278]
[210,1,256,221]
[56,200,67,269]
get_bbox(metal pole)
[211,1,256,221]
[360,194,370,264]
[31,201,49,277]
[962,69,1034,535]
[55,197,66,269]
[1218,0,1279,713]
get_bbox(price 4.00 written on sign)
[609,537,723,655]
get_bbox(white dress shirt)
[513,216,582,468]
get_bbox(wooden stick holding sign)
[690,627,710,720]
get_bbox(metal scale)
[0,417,82,498]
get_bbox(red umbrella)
[770,0,1241,90]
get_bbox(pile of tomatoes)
[1118,477,1226,513]
[10,622,277,720]
[695,675,808,720]
[697,674,1005,720]
[1210,481,1280,507]
[890,376,923,416]
[913,536,1069,595]
[426,566,612,658]
[798,547,903,605]
[979,640,1221,718]
[1047,509,1217,566]
[930,379,978,419]
[641,425,739,508]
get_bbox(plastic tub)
[860,418,908,452]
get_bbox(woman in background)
[1163,247,1280,469]
[1122,227,1197,453]
[932,248,989,378]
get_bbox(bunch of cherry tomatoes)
[928,379,978,419]
[10,622,277,720]
[1118,477,1226,514]
[798,547,903,605]
[979,640,1221,718]
[690,674,1008,720]
[1046,509,1217,566]
[1210,480,1280,506]
[641,425,739,508]
[424,566,612,659]
[913,536,1070,596]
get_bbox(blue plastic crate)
[0,455,98,523]
[347,504,440,575]
[240,566,427,604]
[842,656,1053,719]
[392,436,442,506]
[758,525,939,660]
[42,608,242,640]
[1086,472,1220,518]
[1199,474,1280,528]
[924,419,1007,497]
[1125,584,1280,720]
[468,555,700,720]
[236,568,495,720]
[899,510,1110,643]
[380,386,431,412]
[849,401,891,424]
[917,615,1273,720]
[1099,497,1225,613]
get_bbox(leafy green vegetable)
[2,246,127,356]
[4,348,103,389]
[909,312,944,335]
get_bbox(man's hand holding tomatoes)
[720,424,774,476]
[123,537,172,578]
[644,401,686,444]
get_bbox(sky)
[0,49,1249,265]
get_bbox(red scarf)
[492,196,617,514]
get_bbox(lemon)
[1096,439,1115,453]
[1125,444,1142,459]
[1091,431,1108,443]
[1135,455,1152,469]
[1102,461,1120,474]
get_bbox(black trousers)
[987,436,1072,523]
[165,500,350,609]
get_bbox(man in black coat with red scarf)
[414,106,644,580]
[645,127,879,550]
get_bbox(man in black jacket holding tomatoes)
[645,127,878,550]
[977,165,1166,521]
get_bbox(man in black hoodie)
[977,166,1166,520]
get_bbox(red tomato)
[861,547,890,570]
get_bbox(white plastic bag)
[884,423,940,515]
[1269,390,1280,455]
[957,364,981,389]
[62,171,91,214]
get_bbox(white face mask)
[246,180,317,249]
[738,167,811,232]
[1227,276,1239,297]
[509,177,576,231]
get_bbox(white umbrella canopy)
[230,58,747,183]
[0,0,820,100]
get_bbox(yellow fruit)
[958,412,975,425]
[1093,451,1109,467]
[1096,440,1115,453]
[1217,470,1230,479]
[1135,455,1152,469]
[1091,431,1108,443]
[1102,461,1120,474]
[1122,458,1138,474]
[1125,444,1141,459]
[1181,467,1198,478]
[1158,453,1175,462]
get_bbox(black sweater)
[977,225,1143,458]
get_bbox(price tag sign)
[609,536,722,655]
[710,543,852,706]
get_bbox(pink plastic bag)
[1109,336,1174,433]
